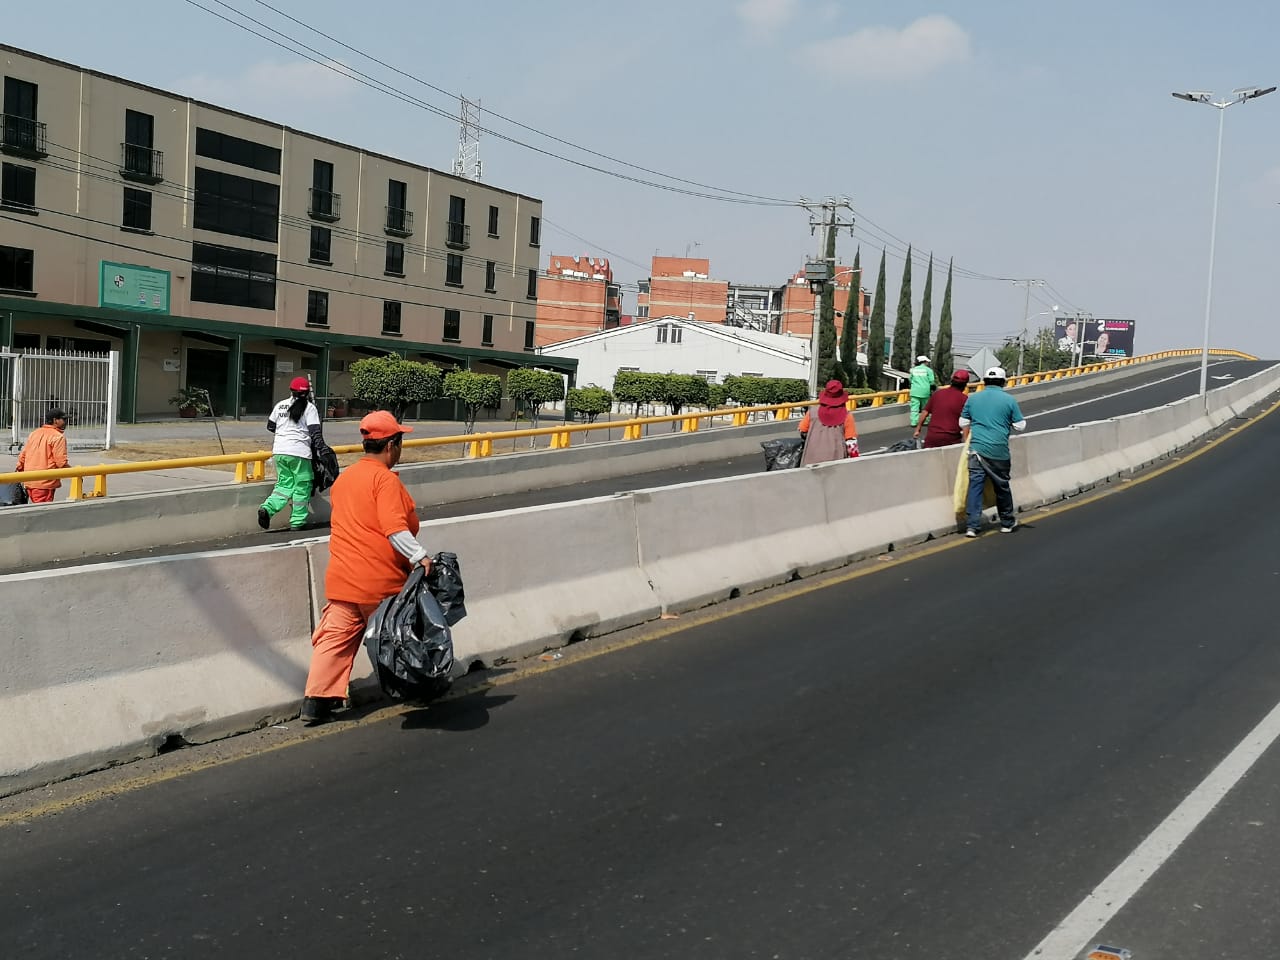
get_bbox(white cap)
[917,355,930,363]
[985,366,1007,381]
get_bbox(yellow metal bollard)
[68,476,84,501]
[623,423,642,440]
[85,473,107,498]
[732,410,749,427]
[681,416,699,433]
[479,437,493,457]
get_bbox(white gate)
[2,350,118,451]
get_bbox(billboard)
[1054,317,1135,359]
[99,261,170,313]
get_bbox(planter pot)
[178,406,197,419]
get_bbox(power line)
[178,0,796,207]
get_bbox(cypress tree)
[867,250,888,391]
[838,246,861,385]
[933,258,955,380]
[817,221,841,385]
[890,245,914,372]
[914,254,934,360]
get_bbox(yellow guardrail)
[0,347,1257,500]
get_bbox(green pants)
[262,454,313,528]
[909,395,929,428]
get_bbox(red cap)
[950,370,970,384]
[289,376,311,392]
[359,410,414,440]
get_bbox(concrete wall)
[5,362,1277,796]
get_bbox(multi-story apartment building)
[633,257,728,325]
[533,253,621,346]
[778,263,868,344]
[0,44,573,419]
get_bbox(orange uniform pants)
[26,487,54,503]
[304,600,381,698]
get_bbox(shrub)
[351,354,442,420]
[443,370,502,433]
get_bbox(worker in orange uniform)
[16,408,70,503]
[301,410,430,724]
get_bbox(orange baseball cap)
[358,410,413,440]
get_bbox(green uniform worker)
[908,356,938,428]
[258,376,324,531]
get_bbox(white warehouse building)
[538,317,813,389]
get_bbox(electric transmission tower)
[452,96,482,181]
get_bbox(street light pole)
[1172,85,1276,407]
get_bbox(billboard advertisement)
[1054,318,1135,359]
[99,261,170,313]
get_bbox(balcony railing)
[119,143,164,184]
[308,187,341,222]
[445,220,470,250]
[385,206,414,237]
[1,115,47,159]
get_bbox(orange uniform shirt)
[16,425,70,490]
[798,410,857,440]
[325,457,421,605]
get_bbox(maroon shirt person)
[913,370,971,448]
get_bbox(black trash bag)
[0,482,28,507]
[426,551,467,626]
[363,553,466,701]
[761,436,805,471]
[310,436,340,494]
[886,438,922,453]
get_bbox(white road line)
[1022,695,1280,959]
[1024,360,1237,421]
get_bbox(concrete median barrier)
[820,449,958,556]
[633,468,840,613]
[0,543,314,798]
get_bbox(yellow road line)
[3,393,1277,828]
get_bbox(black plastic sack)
[426,551,467,626]
[0,482,28,507]
[886,438,922,453]
[310,436,340,494]
[761,437,805,471]
[364,553,466,701]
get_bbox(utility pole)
[800,198,855,395]
[1012,279,1045,377]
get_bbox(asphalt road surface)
[3,372,1279,958]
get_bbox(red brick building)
[779,264,868,343]
[635,257,728,324]
[534,254,622,346]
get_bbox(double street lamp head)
[1172,86,1276,108]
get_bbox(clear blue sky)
[9,0,1280,356]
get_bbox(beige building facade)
[0,44,571,418]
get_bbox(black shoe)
[299,696,332,724]
[257,507,271,531]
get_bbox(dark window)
[195,127,281,174]
[386,179,411,235]
[2,78,42,155]
[382,301,402,336]
[448,195,465,223]
[122,188,152,231]
[482,314,494,346]
[446,253,463,286]
[3,78,37,121]
[527,268,537,299]
[309,226,331,263]
[443,309,461,342]
[388,178,407,209]
[193,167,279,242]
[524,320,536,351]
[0,244,34,292]
[488,205,499,237]
[190,242,276,310]
[1,162,35,208]
[385,241,404,276]
[529,215,541,247]
[125,109,153,148]
[485,260,496,292]
[306,290,329,327]
[312,159,333,193]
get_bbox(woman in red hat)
[257,375,325,531]
[798,379,858,465]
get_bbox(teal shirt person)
[959,382,1027,460]
[908,361,937,398]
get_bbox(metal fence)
[1,350,119,451]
